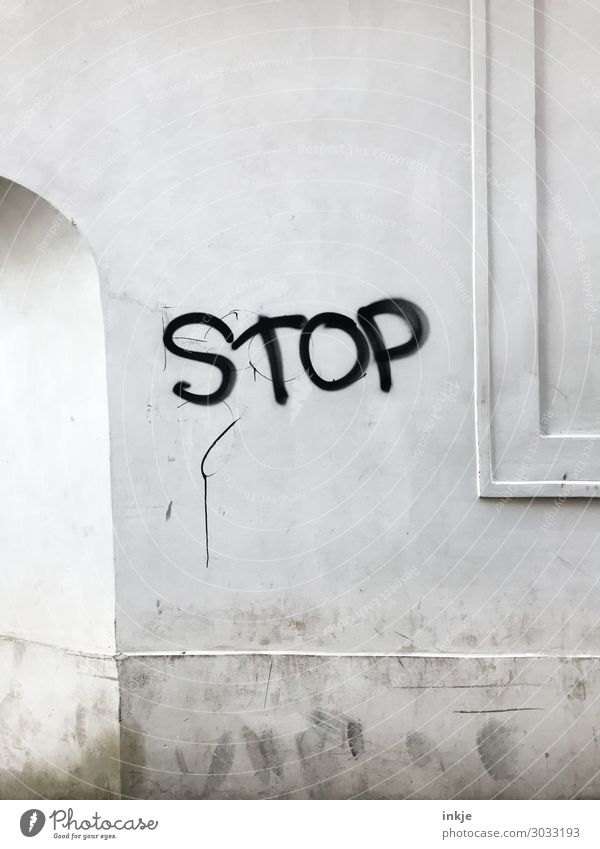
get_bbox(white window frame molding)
[471,0,600,498]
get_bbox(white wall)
[1,0,600,798]
[0,640,119,799]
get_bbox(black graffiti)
[162,312,236,406]
[201,416,239,568]
[299,312,370,391]
[163,298,428,406]
[357,298,428,392]
[231,314,307,405]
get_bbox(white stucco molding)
[472,0,600,497]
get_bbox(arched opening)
[0,179,118,798]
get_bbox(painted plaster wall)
[0,0,599,798]
[0,640,119,800]
[120,654,600,800]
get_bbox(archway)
[0,179,118,798]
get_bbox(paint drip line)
[200,417,239,568]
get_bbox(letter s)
[163,312,236,405]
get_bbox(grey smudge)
[406,731,434,767]
[242,727,283,782]
[295,728,329,799]
[476,719,517,781]
[75,704,86,748]
[242,727,270,785]
[346,719,365,760]
[569,679,586,701]
[204,732,235,795]
[259,729,283,778]
[165,500,173,521]
[296,727,326,761]
[175,747,189,774]
[310,709,345,741]
[458,631,478,647]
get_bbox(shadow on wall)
[0,178,119,799]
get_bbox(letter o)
[299,312,369,390]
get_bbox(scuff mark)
[476,719,518,781]
[346,719,364,760]
[259,729,283,777]
[204,732,234,796]
[165,500,173,522]
[263,658,273,709]
[75,705,86,747]
[569,679,586,701]
[295,727,328,799]
[406,731,434,767]
[309,709,345,739]
[201,417,239,568]
[175,748,189,774]
[242,727,282,783]
[242,727,270,785]
[454,707,543,714]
